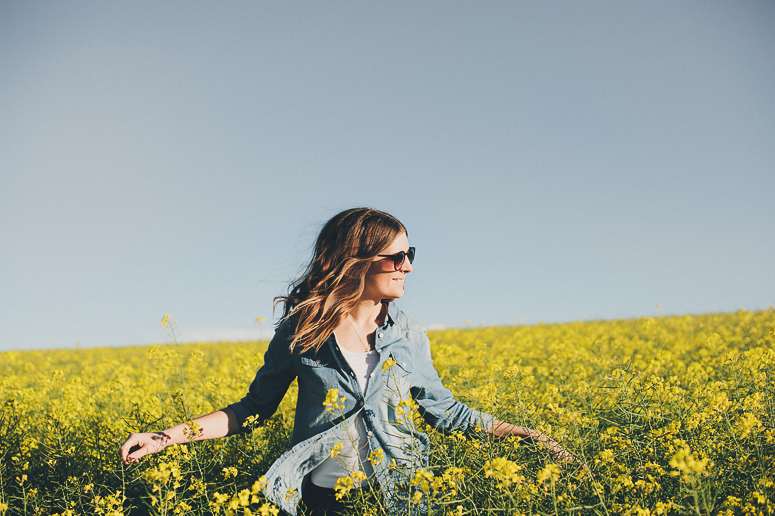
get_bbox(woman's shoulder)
[267,315,297,346]
[275,314,296,332]
[388,303,426,337]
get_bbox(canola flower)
[329,441,344,458]
[334,471,368,501]
[323,388,347,413]
[0,309,773,515]
[485,457,525,489]
[669,446,710,483]
[381,356,397,372]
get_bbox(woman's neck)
[346,300,386,329]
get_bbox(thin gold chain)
[346,318,372,352]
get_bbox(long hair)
[275,208,407,354]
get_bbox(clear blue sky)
[1,1,773,351]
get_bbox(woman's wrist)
[157,426,187,446]
[151,431,173,451]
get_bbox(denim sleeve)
[227,322,297,429]
[411,332,494,435]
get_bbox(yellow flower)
[209,492,229,508]
[537,464,561,485]
[395,397,418,418]
[737,413,762,439]
[333,471,368,501]
[409,468,437,502]
[334,476,355,500]
[596,449,615,466]
[368,448,384,466]
[258,503,280,516]
[252,476,268,494]
[382,356,397,372]
[669,446,710,482]
[323,388,346,412]
[485,457,524,489]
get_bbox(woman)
[120,208,580,515]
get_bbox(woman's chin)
[381,292,403,302]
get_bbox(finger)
[127,443,152,463]
[119,435,142,463]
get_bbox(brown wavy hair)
[275,208,407,353]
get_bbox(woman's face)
[362,232,413,302]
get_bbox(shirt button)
[375,348,381,352]
[359,400,364,406]
[367,431,373,437]
[370,372,374,378]
[378,333,383,338]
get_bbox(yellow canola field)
[1,309,773,516]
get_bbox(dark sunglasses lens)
[392,252,405,270]
[392,248,415,270]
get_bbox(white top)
[310,341,380,488]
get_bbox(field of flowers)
[1,309,773,516]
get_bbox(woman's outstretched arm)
[120,322,298,466]
[119,407,241,465]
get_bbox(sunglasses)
[377,247,415,271]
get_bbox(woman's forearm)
[120,407,243,464]
[161,407,241,445]
[490,419,541,440]
[490,418,561,451]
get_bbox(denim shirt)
[228,303,493,514]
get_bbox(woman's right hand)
[119,432,171,465]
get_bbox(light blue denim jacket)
[228,303,493,514]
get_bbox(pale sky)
[1,1,774,351]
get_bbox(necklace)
[346,318,372,353]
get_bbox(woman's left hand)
[534,433,593,477]
[491,420,593,476]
